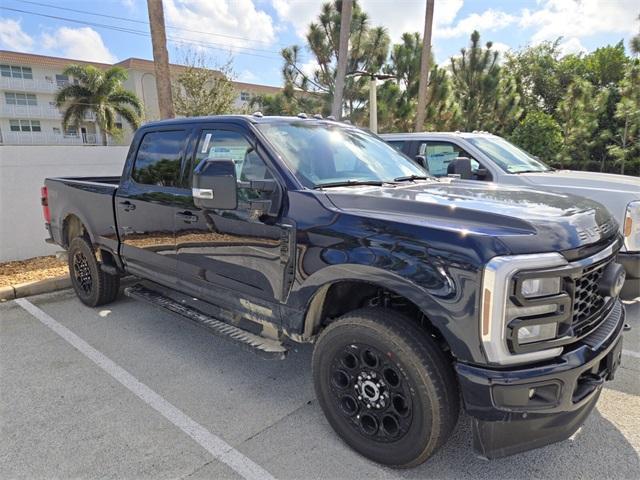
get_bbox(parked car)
[382,132,639,300]
[43,116,626,467]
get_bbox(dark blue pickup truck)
[43,115,626,467]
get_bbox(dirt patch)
[0,255,68,288]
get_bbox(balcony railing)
[0,104,62,118]
[0,76,60,93]
[0,131,126,146]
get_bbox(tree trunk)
[331,0,353,119]
[147,0,175,119]
[414,0,435,132]
[102,130,108,146]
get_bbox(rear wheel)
[68,236,120,307]
[312,308,459,468]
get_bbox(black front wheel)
[68,236,120,307]
[312,308,459,468]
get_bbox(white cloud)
[237,69,259,82]
[519,0,638,44]
[272,0,465,42]
[163,0,277,56]
[42,27,117,63]
[0,18,34,51]
[558,37,588,56]
[435,9,515,39]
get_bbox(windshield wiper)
[314,179,384,189]
[393,174,429,182]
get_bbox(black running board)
[124,284,287,360]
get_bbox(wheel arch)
[294,265,453,353]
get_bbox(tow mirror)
[447,157,473,180]
[192,159,237,209]
[414,155,427,169]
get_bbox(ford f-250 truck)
[43,115,626,467]
[382,132,640,300]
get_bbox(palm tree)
[55,65,143,146]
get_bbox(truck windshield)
[257,122,428,188]
[467,136,552,174]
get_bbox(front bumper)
[618,252,640,299]
[456,299,625,459]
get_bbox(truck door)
[115,128,191,282]
[173,126,290,312]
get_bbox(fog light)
[517,323,557,344]
[521,277,561,298]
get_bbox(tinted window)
[386,140,405,152]
[132,130,187,187]
[419,141,479,177]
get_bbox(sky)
[0,0,638,87]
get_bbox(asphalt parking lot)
[1,289,639,480]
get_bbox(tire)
[68,236,120,307]
[312,307,459,468]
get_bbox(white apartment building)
[0,50,283,146]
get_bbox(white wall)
[0,146,129,262]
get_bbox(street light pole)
[369,76,377,133]
[347,70,395,134]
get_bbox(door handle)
[176,211,198,223]
[119,201,136,212]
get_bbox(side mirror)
[192,159,237,209]
[475,167,489,179]
[447,157,473,180]
[414,155,427,169]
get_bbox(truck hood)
[324,180,617,255]
[519,170,640,195]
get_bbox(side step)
[124,284,287,360]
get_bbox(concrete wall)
[0,146,129,262]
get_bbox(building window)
[115,122,123,130]
[53,127,61,135]
[240,91,251,102]
[5,92,37,106]
[1,65,33,79]
[64,126,78,137]
[56,74,69,87]
[9,119,41,132]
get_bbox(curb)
[0,275,71,302]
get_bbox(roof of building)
[0,50,113,69]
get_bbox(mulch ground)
[0,256,68,288]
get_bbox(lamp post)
[346,70,395,133]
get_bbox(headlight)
[521,277,561,298]
[517,322,558,344]
[623,201,640,252]
[481,253,567,365]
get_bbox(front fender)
[287,263,484,363]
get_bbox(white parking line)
[623,349,640,359]
[15,298,276,480]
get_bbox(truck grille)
[572,257,613,337]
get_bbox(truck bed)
[45,176,120,254]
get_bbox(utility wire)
[16,0,287,47]
[0,6,285,60]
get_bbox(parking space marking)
[14,298,276,480]
[623,349,640,359]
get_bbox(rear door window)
[132,130,188,187]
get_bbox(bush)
[509,111,563,164]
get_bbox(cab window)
[193,129,273,201]
[132,130,187,187]
[418,141,482,178]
